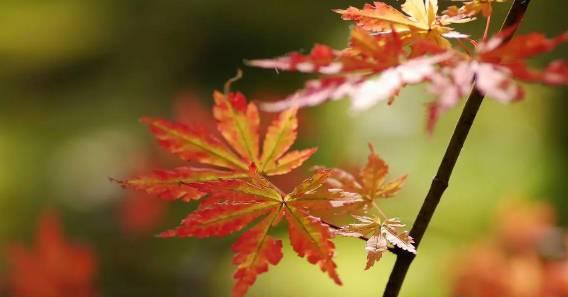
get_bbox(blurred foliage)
[0,1,566,297]
[451,199,568,297]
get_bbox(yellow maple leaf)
[336,0,472,48]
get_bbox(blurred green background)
[0,0,566,296]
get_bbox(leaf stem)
[381,1,532,296]
[372,201,388,222]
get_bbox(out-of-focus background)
[0,1,566,296]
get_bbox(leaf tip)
[367,143,376,155]
[156,229,177,238]
[139,116,155,125]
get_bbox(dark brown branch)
[381,1,532,296]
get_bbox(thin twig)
[381,1,532,296]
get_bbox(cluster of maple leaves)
[115,76,410,296]
[250,0,567,131]
[111,1,567,297]
[2,1,566,297]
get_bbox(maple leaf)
[317,145,407,213]
[381,218,416,254]
[159,168,342,297]
[247,44,343,74]
[443,0,508,20]
[335,0,471,48]
[115,76,316,202]
[428,30,568,131]
[298,146,411,269]
[249,28,450,112]
[6,211,97,297]
[339,216,415,270]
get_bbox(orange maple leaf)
[115,75,316,202]
[443,0,508,20]
[6,211,97,297]
[316,145,407,213]
[335,0,472,48]
[312,146,412,270]
[159,168,342,297]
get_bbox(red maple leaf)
[428,30,568,131]
[249,28,449,112]
[115,75,316,202]
[160,168,342,297]
[6,211,97,297]
[114,76,350,297]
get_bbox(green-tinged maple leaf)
[317,145,407,213]
[338,216,415,270]
[114,76,316,202]
[159,168,342,297]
